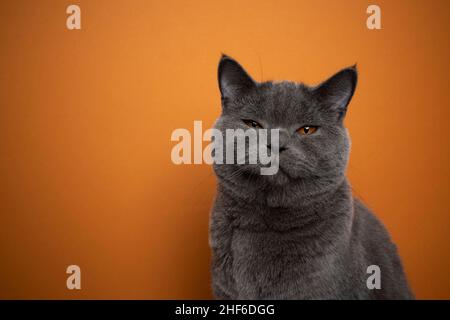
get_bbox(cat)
[209,55,414,299]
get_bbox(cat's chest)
[230,227,342,299]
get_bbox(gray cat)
[209,55,413,299]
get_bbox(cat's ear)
[218,54,256,101]
[313,66,358,118]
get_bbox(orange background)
[0,0,449,299]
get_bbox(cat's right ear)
[218,55,256,102]
[312,66,358,120]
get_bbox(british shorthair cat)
[209,55,413,299]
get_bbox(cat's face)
[214,55,357,189]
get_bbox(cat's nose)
[267,129,290,153]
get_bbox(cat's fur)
[209,55,413,299]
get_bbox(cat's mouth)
[262,164,292,185]
[275,160,311,181]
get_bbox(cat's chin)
[262,167,291,186]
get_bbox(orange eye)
[297,126,318,135]
[243,119,263,129]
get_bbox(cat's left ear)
[313,66,358,119]
[218,54,256,102]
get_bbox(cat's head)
[213,55,357,202]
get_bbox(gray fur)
[209,55,413,299]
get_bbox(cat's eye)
[243,119,263,129]
[297,126,318,135]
